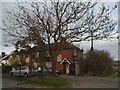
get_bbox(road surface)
[60,75,119,88]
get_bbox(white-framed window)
[36,52,39,58]
[73,49,77,56]
[45,62,52,68]
[57,54,62,62]
[26,56,30,63]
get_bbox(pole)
[90,28,93,51]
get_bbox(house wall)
[19,47,83,75]
[19,53,48,67]
[59,49,73,58]
[55,49,82,75]
[55,49,74,74]
[2,60,8,65]
[56,61,63,73]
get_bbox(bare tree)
[2,0,117,72]
[85,4,117,50]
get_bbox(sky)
[0,0,119,60]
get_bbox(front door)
[62,63,70,74]
[63,63,67,74]
[61,58,71,74]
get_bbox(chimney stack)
[1,52,6,58]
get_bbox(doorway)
[60,58,71,74]
[63,62,67,74]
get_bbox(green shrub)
[2,66,12,73]
[83,50,114,76]
[95,70,114,77]
[112,66,120,78]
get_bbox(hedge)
[2,66,12,73]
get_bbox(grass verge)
[3,74,71,88]
[24,76,71,87]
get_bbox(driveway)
[60,75,119,88]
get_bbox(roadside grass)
[24,76,71,87]
[2,74,71,87]
[112,66,120,78]
[2,73,13,78]
[93,66,120,77]
[11,76,29,81]
[2,74,29,81]
[94,71,115,77]
[111,73,120,78]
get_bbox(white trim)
[60,58,71,64]
[0,55,10,61]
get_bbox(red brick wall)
[56,49,74,74]
[59,49,73,59]
[19,48,82,74]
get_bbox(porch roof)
[60,58,72,64]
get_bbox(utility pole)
[90,29,93,51]
[90,15,94,51]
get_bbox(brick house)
[55,44,83,75]
[18,42,83,75]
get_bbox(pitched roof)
[0,54,10,61]
[50,42,80,50]
[19,42,82,53]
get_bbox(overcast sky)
[0,0,119,60]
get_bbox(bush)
[2,65,12,73]
[112,66,120,78]
[95,70,114,77]
[83,50,114,76]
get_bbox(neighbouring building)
[113,60,120,67]
[0,53,10,65]
[0,52,21,66]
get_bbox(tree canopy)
[2,1,117,74]
[2,1,117,50]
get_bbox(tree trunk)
[48,42,58,76]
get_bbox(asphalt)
[60,75,119,88]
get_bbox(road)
[60,75,119,88]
